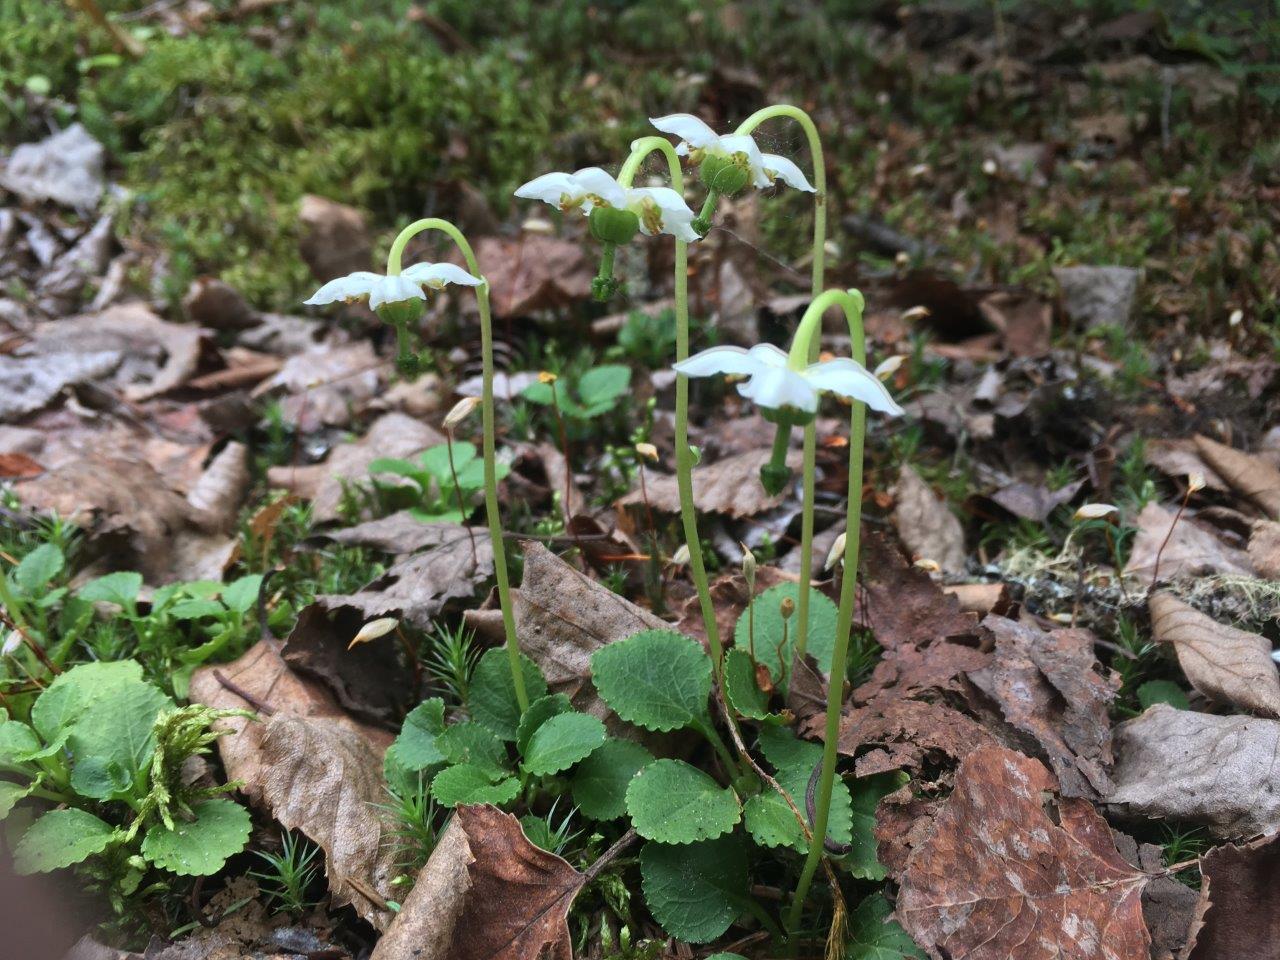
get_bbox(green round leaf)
[77,571,143,608]
[734,583,838,684]
[571,739,654,821]
[755,727,855,852]
[438,722,509,777]
[522,712,606,776]
[141,799,251,877]
[846,893,926,959]
[516,693,573,757]
[469,649,547,741]
[640,834,748,943]
[591,629,711,732]
[14,543,64,594]
[743,791,803,850]
[430,764,520,808]
[625,759,741,843]
[0,780,34,821]
[1137,679,1190,711]
[14,808,115,874]
[723,648,772,720]
[846,772,904,880]
[392,698,448,771]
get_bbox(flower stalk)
[384,218,529,713]
[786,288,870,934]
[735,105,826,667]
[615,135,725,683]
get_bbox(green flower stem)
[693,189,719,235]
[691,716,740,779]
[617,137,724,684]
[386,218,528,713]
[592,241,619,301]
[736,104,826,665]
[785,289,868,934]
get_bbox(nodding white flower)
[514,166,699,242]
[824,531,847,572]
[304,262,483,311]
[650,114,815,193]
[673,343,903,417]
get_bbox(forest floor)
[1,2,1279,959]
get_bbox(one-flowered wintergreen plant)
[303,218,529,714]
[305,260,482,377]
[515,164,699,300]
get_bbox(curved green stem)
[786,289,868,933]
[386,218,528,713]
[736,104,826,666]
[617,138,724,683]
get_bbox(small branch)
[65,0,146,57]
[212,670,275,716]
[582,828,637,884]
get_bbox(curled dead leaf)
[1194,435,1280,519]
[1149,592,1280,716]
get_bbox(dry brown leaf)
[968,616,1118,798]
[281,603,412,726]
[1145,439,1228,491]
[1194,435,1280,519]
[857,532,982,652]
[617,446,803,518]
[0,350,121,422]
[185,441,250,534]
[675,565,792,653]
[1123,502,1254,582]
[267,412,444,522]
[1186,833,1280,960]
[468,542,667,724]
[1111,832,1200,960]
[1150,592,1280,716]
[320,513,478,556]
[449,805,586,960]
[318,525,493,631]
[1109,705,1280,838]
[474,234,594,318]
[1247,519,1280,579]
[890,464,966,573]
[942,581,1010,615]
[370,816,473,960]
[977,289,1052,357]
[188,640,396,931]
[252,341,383,432]
[896,744,1152,960]
[828,698,999,777]
[979,477,1086,523]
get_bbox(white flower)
[650,114,815,192]
[673,343,903,416]
[514,166,699,241]
[304,262,483,311]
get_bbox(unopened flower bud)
[740,543,757,585]
[635,442,659,462]
[873,356,906,381]
[443,396,481,432]
[1073,503,1119,522]
[824,531,847,572]
[671,543,691,566]
[779,596,796,620]
[1187,473,1206,493]
[538,370,558,384]
[913,558,941,574]
[350,617,399,650]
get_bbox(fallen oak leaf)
[617,446,804,518]
[1149,591,1280,716]
[1108,705,1280,838]
[369,816,473,960]
[1194,435,1280,519]
[895,744,1152,960]
[1185,832,1280,960]
[1122,502,1253,582]
[890,464,966,574]
[857,531,981,652]
[188,640,396,930]
[967,615,1119,799]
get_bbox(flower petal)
[760,153,815,192]
[514,171,581,206]
[368,275,427,311]
[628,186,699,241]
[804,358,905,415]
[303,271,383,306]
[401,262,484,287]
[745,343,791,368]
[672,345,761,378]
[572,167,627,208]
[738,366,818,412]
[650,113,720,149]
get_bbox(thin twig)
[212,670,276,716]
[1150,485,1193,594]
[582,828,638,884]
[445,429,479,568]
